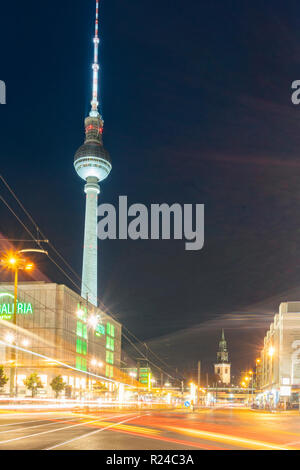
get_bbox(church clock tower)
[214,329,231,385]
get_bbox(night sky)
[1,0,300,380]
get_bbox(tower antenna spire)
[90,0,100,117]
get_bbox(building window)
[76,338,82,354]
[106,351,114,365]
[77,321,82,337]
[106,365,113,378]
[77,321,87,339]
[76,356,87,372]
[106,336,115,351]
[106,323,115,338]
[76,338,87,355]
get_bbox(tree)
[0,366,8,391]
[24,373,43,397]
[50,375,66,398]
[92,381,108,395]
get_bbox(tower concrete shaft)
[81,177,100,306]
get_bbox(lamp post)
[268,346,275,409]
[248,370,254,405]
[1,249,47,397]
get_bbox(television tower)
[74,0,112,306]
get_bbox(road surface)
[0,407,299,450]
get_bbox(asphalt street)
[0,407,299,450]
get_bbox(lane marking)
[0,417,83,435]
[0,417,67,428]
[0,412,135,446]
[45,415,142,450]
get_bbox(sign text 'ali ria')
[0,293,33,318]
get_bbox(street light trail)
[45,414,143,450]
[0,408,300,450]
[160,425,290,450]
[0,412,136,446]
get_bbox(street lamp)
[1,248,47,397]
[5,333,15,344]
[268,346,275,357]
[88,315,98,330]
[21,339,30,348]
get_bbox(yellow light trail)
[162,426,290,450]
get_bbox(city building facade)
[0,282,122,397]
[257,302,300,407]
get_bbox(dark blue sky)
[2,0,300,379]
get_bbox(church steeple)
[214,329,231,385]
[217,329,229,363]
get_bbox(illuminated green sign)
[0,293,33,318]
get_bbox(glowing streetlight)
[77,307,85,319]
[5,333,15,344]
[268,346,275,357]
[22,339,30,348]
[88,315,98,330]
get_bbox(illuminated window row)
[106,350,114,365]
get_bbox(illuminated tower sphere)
[74,0,112,306]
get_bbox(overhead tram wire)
[0,176,183,383]
[0,191,182,383]
[0,174,83,284]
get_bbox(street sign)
[184,400,191,408]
